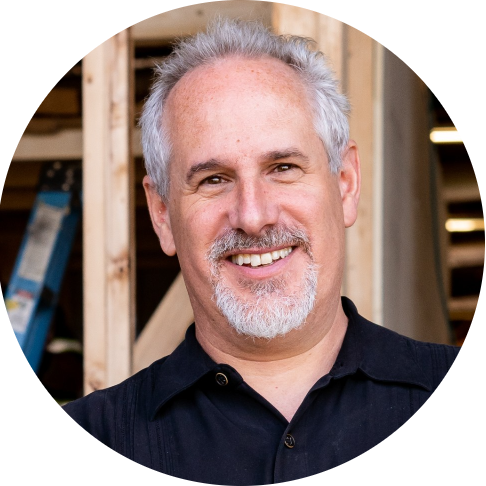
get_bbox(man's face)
[145,56,360,346]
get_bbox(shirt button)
[215,372,229,386]
[284,434,295,449]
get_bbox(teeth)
[260,252,272,265]
[231,246,293,267]
[250,254,261,267]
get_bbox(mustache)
[207,225,313,263]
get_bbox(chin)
[213,261,318,340]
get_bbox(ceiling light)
[430,127,462,144]
[445,218,484,232]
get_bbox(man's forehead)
[163,56,311,124]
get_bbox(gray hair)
[140,18,350,199]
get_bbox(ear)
[339,140,361,228]
[143,175,177,256]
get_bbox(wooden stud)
[316,14,345,85]
[131,1,272,41]
[272,4,345,85]
[82,29,135,394]
[342,26,376,321]
[272,4,318,38]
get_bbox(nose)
[229,179,279,235]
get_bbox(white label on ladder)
[6,290,35,334]
[17,202,65,283]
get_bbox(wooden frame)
[82,29,135,393]
[343,26,382,322]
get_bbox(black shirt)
[64,298,459,484]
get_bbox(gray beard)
[207,226,318,340]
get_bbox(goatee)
[207,225,317,339]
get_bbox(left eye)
[275,164,293,172]
[203,175,224,185]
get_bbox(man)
[65,19,459,484]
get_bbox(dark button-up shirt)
[64,298,459,484]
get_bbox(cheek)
[299,192,345,259]
[174,200,227,256]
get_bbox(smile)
[230,247,293,268]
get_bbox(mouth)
[228,246,294,268]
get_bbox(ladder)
[5,161,81,373]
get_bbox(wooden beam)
[272,4,318,38]
[12,128,143,162]
[133,273,194,373]
[132,1,272,41]
[13,129,83,161]
[443,181,481,203]
[342,27,376,321]
[316,14,345,84]
[82,29,135,394]
[448,295,479,319]
[448,242,485,268]
[272,5,344,85]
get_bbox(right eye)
[202,175,224,185]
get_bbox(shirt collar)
[149,324,217,420]
[333,297,432,391]
[150,297,432,419]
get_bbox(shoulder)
[406,336,460,388]
[343,297,461,393]
[63,357,166,447]
[349,304,460,392]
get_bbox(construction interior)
[1,2,483,403]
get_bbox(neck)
[195,299,348,422]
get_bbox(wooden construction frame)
[82,29,135,394]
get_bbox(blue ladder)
[5,161,81,373]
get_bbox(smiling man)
[64,19,459,484]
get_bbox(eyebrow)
[185,148,309,184]
[186,159,224,184]
[261,148,309,162]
